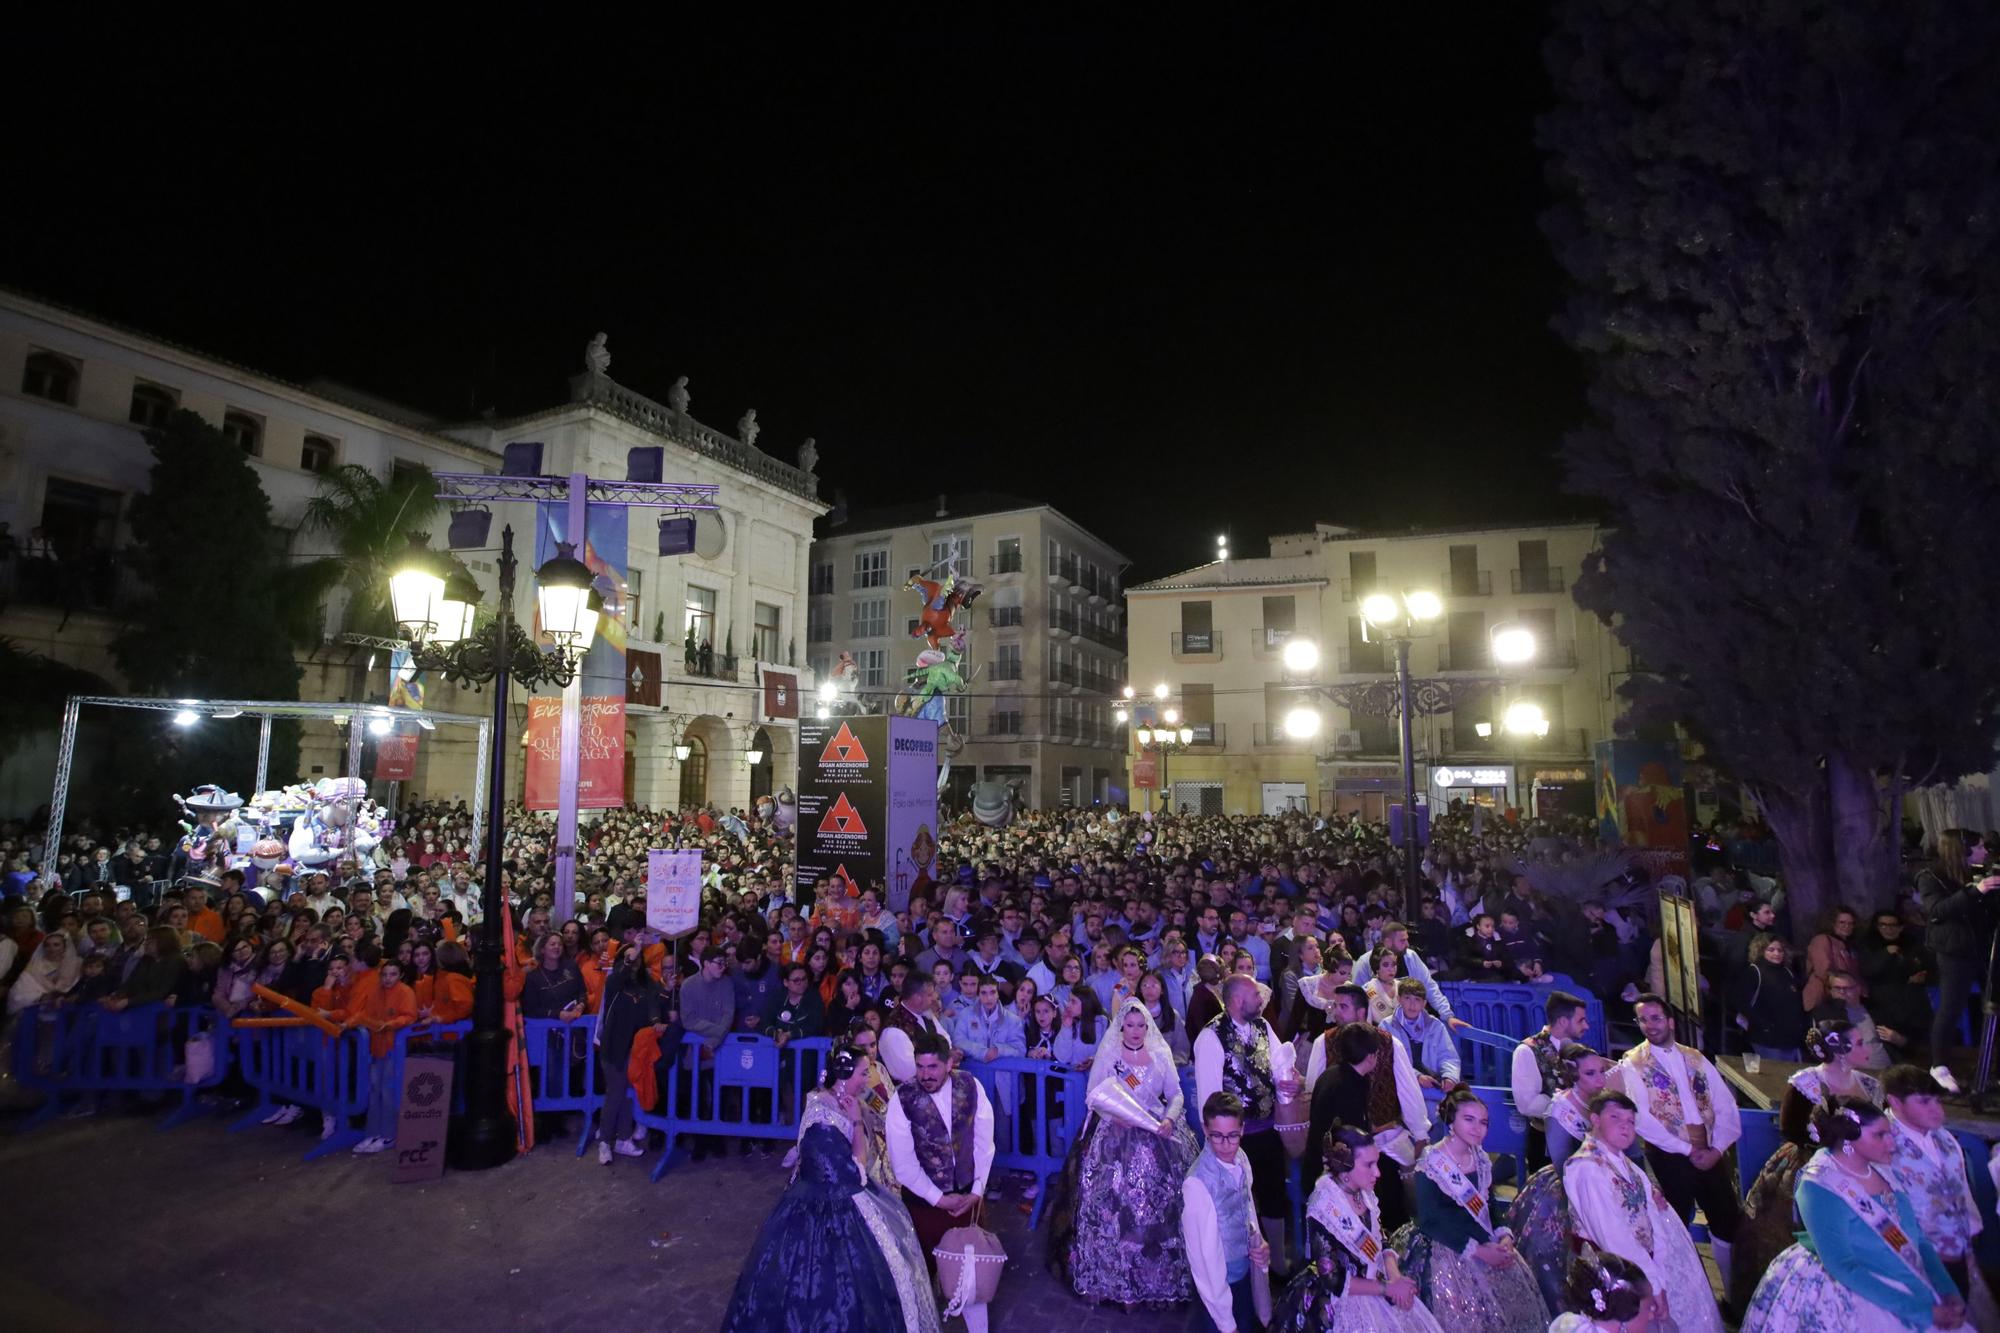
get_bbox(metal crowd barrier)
[1438,978,1607,1052]
[231,1024,379,1158]
[11,1003,230,1129]
[633,1034,834,1181]
[519,1015,603,1155]
[960,1056,1089,1226]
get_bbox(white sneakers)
[320,1114,337,1141]
[351,1136,389,1154]
[615,1137,645,1157]
[599,1141,614,1165]
[1931,1065,1964,1095]
[261,1105,302,1126]
[261,1105,288,1124]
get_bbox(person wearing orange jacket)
[348,958,418,1155]
[420,942,475,1026]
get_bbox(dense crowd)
[3,799,1996,1330]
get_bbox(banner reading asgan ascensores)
[524,500,627,810]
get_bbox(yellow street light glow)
[1361,593,1401,627]
[1281,637,1320,674]
[1503,700,1548,735]
[1162,708,1179,725]
[1283,707,1322,740]
[1403,589,1443,621]
[1490,623,1538,665]
[1153,683,1170,700]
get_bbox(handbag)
[184,1031,218,1085]
[933,1198,1006,1314]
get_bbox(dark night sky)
[9,14,1584,580]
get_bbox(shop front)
[1429,763,1514,811]
[1523,764,1593,820]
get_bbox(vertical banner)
[374,731,419,781]
[883,715,940,916]
[392,1054,454,1183]
[761,667,799,722]
[525,500,628,809]
[794,714,890,903]
[1594,739,1690,875]
[387,647,425,710]
[646,848,702,937]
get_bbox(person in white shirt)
[1193,973,1301,1271]
[1304,984,1432,1169]
[879,976,950,1084]
[1613,994,1743,1296]
[1182,1090,1271,1333]
[885,1030,995,1333]
[1351,923,1464,1029]
[1511,990,1592,1173]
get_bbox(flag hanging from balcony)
[524,501,628,810]
[387,648,425,710]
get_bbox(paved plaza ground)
[0,1107,1217,1333]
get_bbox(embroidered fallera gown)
[1742,1149,1961,1333]
[1272,1175,1446,1333]
[1046,1001,1198,1306]
[1732,1063,1882,1310]
[1563,1133,1722,1333]
[721,1123,941,1333]
[1511,1087,1608,1316]
[1391,1143,1548,1333]
[795,1084,898,1192]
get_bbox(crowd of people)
[3,797,1997,1331]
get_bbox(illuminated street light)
[1152,683,1170,701]
[1283,707,1322,740]
[1281,637,1320,674]
[1361,593,1401,627]
[172,709,199,727]
[1490,623,1538,665]
[1503,700,1550,736]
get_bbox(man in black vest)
[886,1030,995,1331]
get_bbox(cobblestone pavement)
[0,1109,1212,1333]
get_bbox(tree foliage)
[108,409,306,803]
[1540,0,2000,919]
[0,640,108,765]
[298,462,441,637]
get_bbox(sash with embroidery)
[1798,1149,1939,1296]
[1307,1174,1387,1277]
[1567,1134,1654,1255]
[1787,1066,1883,1107]
[1420,1146,1496,1237]
[1624,1042,1715,1141]
[1550,1089,1592,1143]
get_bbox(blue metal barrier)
[1438,980,1607,1052]
[1449,1024,1517,1087]
[1736,1108,1780,1183]
[961,1056,1089,1226]
[231,1023,378,1159]
[634,1035,834,1180]
[1420,1083,1529,1189]
[519,1015,602,1155]
[11,1003,229,1130]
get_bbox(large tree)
[108,409,313,806]
[1541,0,2000,927]
[298,462,441,638]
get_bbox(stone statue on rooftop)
[738,408,761,450]
[584,332,610,376]
[668,375,690,414]
[797,437,819,474]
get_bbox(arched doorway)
[677,734,708,808]
[749,726,774,803]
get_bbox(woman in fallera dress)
[1731,1021,1883,1310]
[1393,1088,1549,1333]
[792,1043,897,1191]
[1045,997,1199,1308]
[1742,1095,1966,1333]
[1513,1042,1620,1317]
[1272,1122,1445,1333]
[720,1122,941,1333]
[1562,1090,1722,1333]
[1547,1250,1667,1333]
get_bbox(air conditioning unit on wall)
[1332,730,1363,754]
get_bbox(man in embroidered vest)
[1883,1064,1994,1309]
[880,974,949,1084]
[1614,993,1743,1298]
[1183,1090,1271,1333]
[1304,984,1430,1168]
[886,1029,996,1332]
[1194,973,1301,1273]
[1511,990,1590,1173]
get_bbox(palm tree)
[295,463,442,638]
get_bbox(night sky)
[9,14,1583,580]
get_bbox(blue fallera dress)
[720,1123,941,1333]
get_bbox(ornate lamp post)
[389,526,598,1171]
[1131,680,1196,816]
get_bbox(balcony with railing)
[989,660,1024,681]
[1049,661,1080,687]
[1050,555,1082,588]
[1443,568,1493,597]
[1170,630,1220,660]
[1436,644,1490,673]
[1439,726,1587,755]
[1252,722,1312,749]
[990,550,1024,576]
[1510,566,1566,595]
[988,605,1023,628]
[1048,608,1080,638]
[1079,668,1118,695]
[1252,625,1295,658]
[1079,619,1126,650]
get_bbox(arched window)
[222,410,263,455]
[128,381,178,429]
[300,434,336,473]
[677,734,708,808]
[21,350,79,405]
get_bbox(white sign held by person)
[647,848,702,937]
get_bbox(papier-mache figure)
[172,785,245,880]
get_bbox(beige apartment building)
[1125,521,1624,818]
[808,494,1128,809]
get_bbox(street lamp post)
[1278,600,1539,924]
[391,526,598,1171]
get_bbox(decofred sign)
[1432,766,1511,788]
